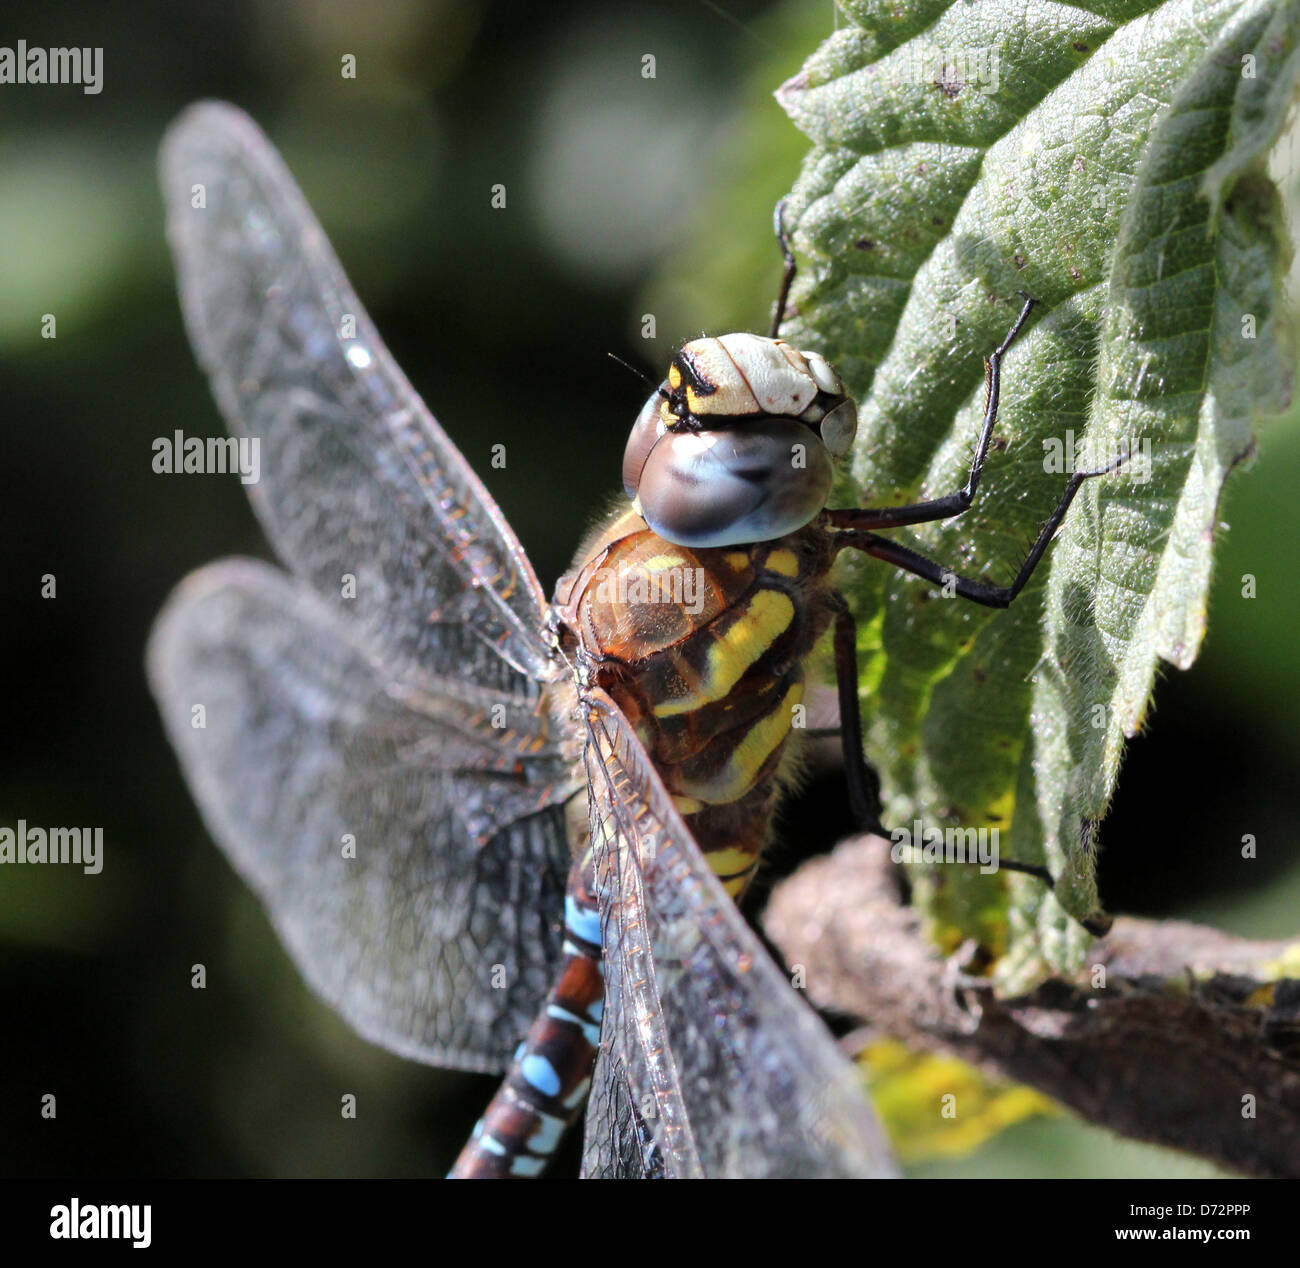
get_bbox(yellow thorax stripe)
[765,548,799,577]
[677,680,804,805]
[652,589,795,718]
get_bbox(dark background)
[1,0,1297,1179]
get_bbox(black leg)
[825,593,1098,911]
[826,294,1035,533]
[770,197,797,339]
[826,592,885,835]
[833,453,1125,609]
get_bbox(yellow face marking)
[668,365,682,389]
[652,589,795,718]
[677,680,804,804]
[765,548,799,577]
[686,385,703,414]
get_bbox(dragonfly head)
[622,333,857,548]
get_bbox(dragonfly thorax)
[622,334,858,550]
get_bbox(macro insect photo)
[2,0,1299,1238]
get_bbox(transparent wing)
[577,690,897,1179]
[582,1047,665,1180]
[160,100,551,690]
[148,558,575,1073]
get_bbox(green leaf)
[778,0,1297,986]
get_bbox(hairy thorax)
[552,506,837,896]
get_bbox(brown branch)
[763,835,1300,1178]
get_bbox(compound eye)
[637,418,832,548]
[622,387,669,498]
[819,399,858,458]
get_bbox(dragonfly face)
[148,101,897,1179]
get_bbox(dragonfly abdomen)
[448,856,603,1178]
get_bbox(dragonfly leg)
[825,295,1036,533]
[448,852,603,1178]
[826,591,885,837]
[770,197,797,339]
[825,591,1111,933]
[830,448,1125,610]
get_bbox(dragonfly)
[149,101,1118,1179]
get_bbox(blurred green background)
[1,0,1296,1179]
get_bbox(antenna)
[606,351,667,399]
[606,351,653,389]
